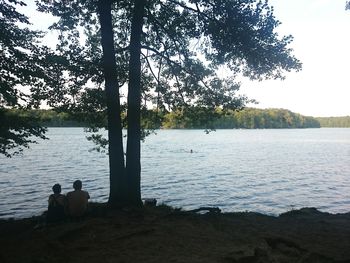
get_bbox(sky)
[239,0,350,117]
[22,0,350,117]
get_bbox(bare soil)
[1,205,350,263]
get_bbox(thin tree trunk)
[126,0,146,206]
[97,0,127,207]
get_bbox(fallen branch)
[188,207,221,214]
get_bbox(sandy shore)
[1,205,350,263]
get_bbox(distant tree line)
[161,108,320,129]
[316,116,350,128]
[3,109,85,127]
[11,108,350,128]
[5,108,324,129]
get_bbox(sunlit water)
[1,128,350,218]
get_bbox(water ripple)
[1,128,350,218]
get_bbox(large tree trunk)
[126,0,146,206]
[97,0,127,207]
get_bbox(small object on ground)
[143,198,157,207]
[189,207,221,214]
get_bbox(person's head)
[52,183,61,194]
[73,180,82,190]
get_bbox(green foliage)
[0,108,47,157]
[35,0,127,112]
[197,0,302,80]
[162,106,220,130]
[0,0,58,156]
[316,116,350,128]
[162,108,320,129]
[35,0,301,116]
[6,107,322,130]
[1,0,43,107]
[2,109,85,127]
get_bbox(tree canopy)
[35,0,301,116]
[0,0,54,156]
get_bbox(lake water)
[1,128,350,218]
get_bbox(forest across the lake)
[4,108,350,129]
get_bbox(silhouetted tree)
[0,0,56,157]
[25,0,301,207]
[97,0,128,206]
[122,0,302,205]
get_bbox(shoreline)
[2,204,350,225]
[1,204,350,262]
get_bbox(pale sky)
[22,0,350,117]
[239,0,350,117]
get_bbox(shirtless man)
[66,180,90,218]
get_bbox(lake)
[1,128,350,218]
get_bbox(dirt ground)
[1,205,350,263]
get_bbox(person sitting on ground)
[66,180,90,218]
[47,183,66,223]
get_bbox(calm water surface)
[1,128,350,218]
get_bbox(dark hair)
[73,180,82,190]
[52,183,61,194]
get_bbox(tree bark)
[126,0,146,206]
[97,0,127,207]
